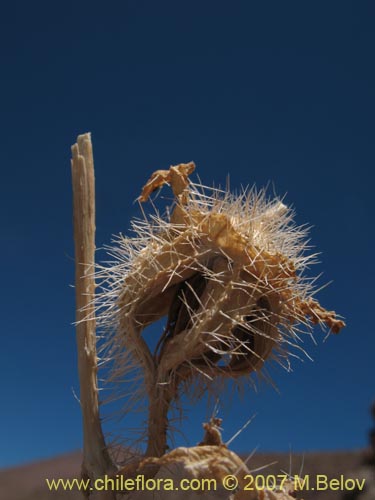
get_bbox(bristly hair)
[88,164,344,458]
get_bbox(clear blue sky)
[0,1,374,469]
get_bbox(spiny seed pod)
[95,162,344,458]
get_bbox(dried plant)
[94,161,344,458]
[71,134,345,499]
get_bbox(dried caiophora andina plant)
[94,161,344,467]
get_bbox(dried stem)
[71,133,116,498]
[145,382,176,458]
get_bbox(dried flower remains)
[94,162,345,459]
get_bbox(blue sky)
[0,1,374,468]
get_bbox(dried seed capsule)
[94,163,344,456]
